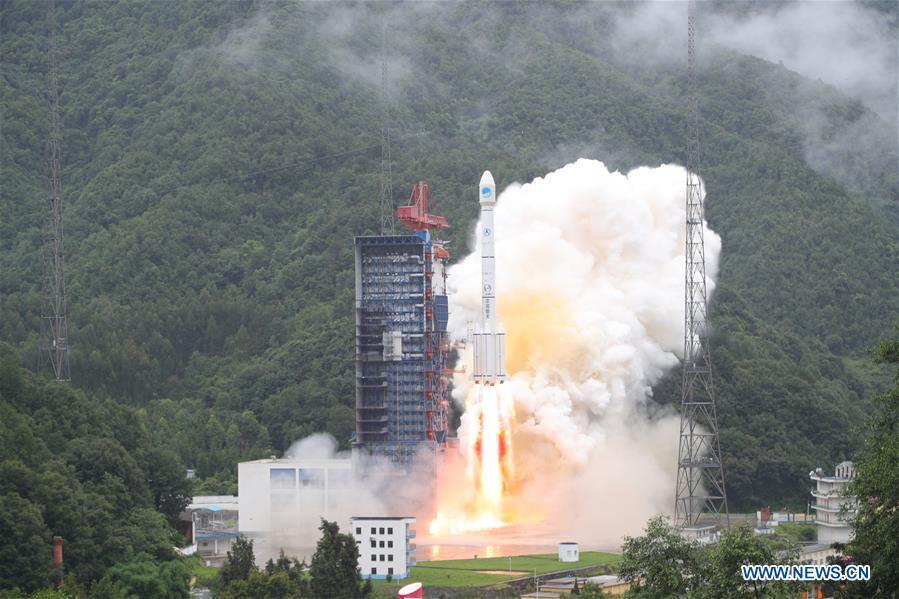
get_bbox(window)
[379,527,385,534]
[388,527,393,534]
[388,554,393,562]
[356,527,361,535]
[370,539,375,548]
[388,567,394,575]
[371,554,375,561]
[370,527,375,534]
[371,567,377,575]
[380,555,385,561]
[387,540,393,548]
[298,468,324,489]
[379,541,384,548]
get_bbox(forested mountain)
[2,0,897,527]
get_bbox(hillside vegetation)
[2,0,897,524]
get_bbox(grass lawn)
[375,551,620,588]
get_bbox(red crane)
[397,182,449,232]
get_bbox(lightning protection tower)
[674,0,728,531]
[378,18,394,235]
[42,0,71,381]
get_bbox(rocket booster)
[472,171,506,385]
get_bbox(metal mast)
[674,0,727,529]
[42,0,70,381]
[378,18,394,235]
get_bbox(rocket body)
[472,171,506,385]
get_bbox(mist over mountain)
[2,0,897,523]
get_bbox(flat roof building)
[350,516,416,580]
[238,457,354,563]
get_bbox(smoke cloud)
[444,159,720,543]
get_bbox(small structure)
[557,542,579,562]
[180,496,239,563]
[809,461,857,545]
[351,516,416,580]
[681,524,718,544]
[539,575,629,597]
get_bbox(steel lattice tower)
[674,0,728,529]
[378,18,394,235]
[42,0,70,382]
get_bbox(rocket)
[472,171,506,385]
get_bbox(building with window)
[238,457,354,562]
[354,184,451,466]
[350,516,416,580]
[177,495,239,563]
[809,461,857,545]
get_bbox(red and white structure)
[472,171,506,385]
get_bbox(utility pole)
[42,0,70,381]
[674,0,728,530]
[378,17,394,235]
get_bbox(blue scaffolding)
[354,232,449,464]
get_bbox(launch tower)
[354,183,450,465]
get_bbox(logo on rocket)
[472,170,506,385]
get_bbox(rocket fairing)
[472,171,507,385]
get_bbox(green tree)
[844,324,899,597]
[0,493,52,592]
[619,515,699,598]
[579,582,608,598]
[139,447,191,523]
[696,526,800,599]
[220,537,257,587]
[101,556,190,599]
[309,520,369,599]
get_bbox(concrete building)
[238,457,354,561]
[350,516,416,580]
[809,461,857,545]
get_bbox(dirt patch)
[476,570,528,575]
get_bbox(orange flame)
[430,385,516,535]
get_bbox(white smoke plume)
[445,159,721,543]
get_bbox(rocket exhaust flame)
[431,160,722,543]
[429,171,515,536]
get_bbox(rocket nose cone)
[479,170,496,204]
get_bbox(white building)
[238,457,354,562]
[558,542,579,562]
[350,517,416,580]
[809,461,857,545]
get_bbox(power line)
[153,130,427,200]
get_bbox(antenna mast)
[378,18,394,235]
[43,0,70,381]
[674,0,728,529]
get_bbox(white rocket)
[472,171,506,385]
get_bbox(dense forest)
[1,2,897,580]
